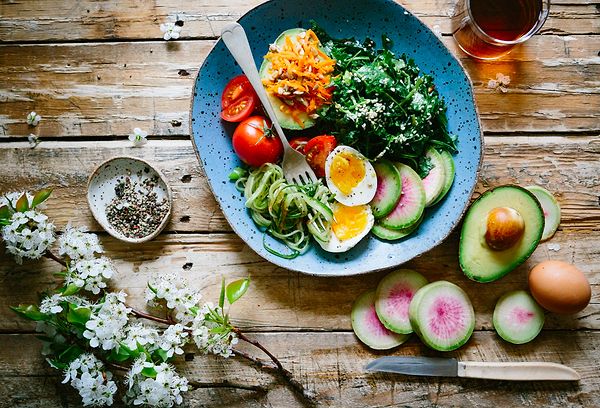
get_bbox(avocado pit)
[484,206,525,251]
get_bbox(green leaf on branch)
[15,193,29,212]
[141,366,158,378]
[109,344,136,363]
[67,304,91,326]
[226,278,250,305]
[31,188,52,208]
[0,205,9,220]
[47,358,68,370]
[58,344,84,364]
[155,348,169,363]
[219,276,225,309]
[61,284,81,296]
[11,304,47,321]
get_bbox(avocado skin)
[459,185,544,283]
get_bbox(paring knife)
[365,356,580,381]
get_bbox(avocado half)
[258,28,317,130]
[459,185,544,283]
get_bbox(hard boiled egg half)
[325,146,377,206]
[317,202,374,253]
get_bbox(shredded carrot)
[262,29,335,126]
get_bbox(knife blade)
[365,356,580,381]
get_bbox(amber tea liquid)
[453,0,545,59]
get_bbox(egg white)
[317,203,375,253]
[325,146,377,207]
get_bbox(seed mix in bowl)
[105,170,170,239]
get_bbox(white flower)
[125,362,188,407]
[157,324,188,358]
[146,273,202,324]
[190,303,237,358]
[58,224,103,261]
[83,292,131,350]
[26,111,41,126]
[28,134,40,148]
[67,257,115,295]
[1,210,55,264]
[40,293,66,314]
[160,22,182,41]
[63,354,117,407]
[122,322,160,351]
[128,127,148,147]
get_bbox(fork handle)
[220,23,290,149]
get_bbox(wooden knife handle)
[457,361,580,381]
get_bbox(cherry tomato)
[221,75,255,109]
[289,136,310,154]
[304,135,337,178]
[232,116,283,167]
[220,95,256,122]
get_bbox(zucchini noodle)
[231,163,333,258]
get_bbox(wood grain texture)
[0,331,599,407]
[0,37,598,137]
[1,229,598,332]
[0,137,598,233]
[0,0,596,42]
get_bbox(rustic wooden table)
[0,1,599,407]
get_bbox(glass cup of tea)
[452,0,551,60]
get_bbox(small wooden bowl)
[87,156,172,243]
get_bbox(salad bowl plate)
[190,0,483,276]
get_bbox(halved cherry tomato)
[304,135,337,178]
[232,116,283,167]
[289,136,310,154]
[220,95,256,122]
[221,75,255,109]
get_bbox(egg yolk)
[332,204,369,241]
[330,151,365,195]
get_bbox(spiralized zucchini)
[231,163,333,258]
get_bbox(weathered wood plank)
[0,137,598,233]
[0,36,598,137]
[0,0,596,42]
[1,229,598,332]
[1,331,599,407]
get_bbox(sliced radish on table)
[351,289,409,350]
[375,269,428,334]
[409,281,475,351]
[525,185,561,241]
[493,290,545,344]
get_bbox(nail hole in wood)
[171,120,182,127]
[181,174,192,183]
[180,215,191,223]
[178,69,190,76]
[183,262,193,270]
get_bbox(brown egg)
[528,260,591,314]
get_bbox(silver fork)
[220,23,318,186]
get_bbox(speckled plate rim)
[86,156,173,244]
[189,0,484,276]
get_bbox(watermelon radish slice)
[430,150,455,206]
[379,163,425,230]
[351,289,409,350]
[375,269,428,334]
[370,159,402,218]
[409,281,475,351]
[525,185,561,241]
[493,290,545,344]
[371,215,423,241]
[421,147,446,207]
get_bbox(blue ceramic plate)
[190,0,482,276]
